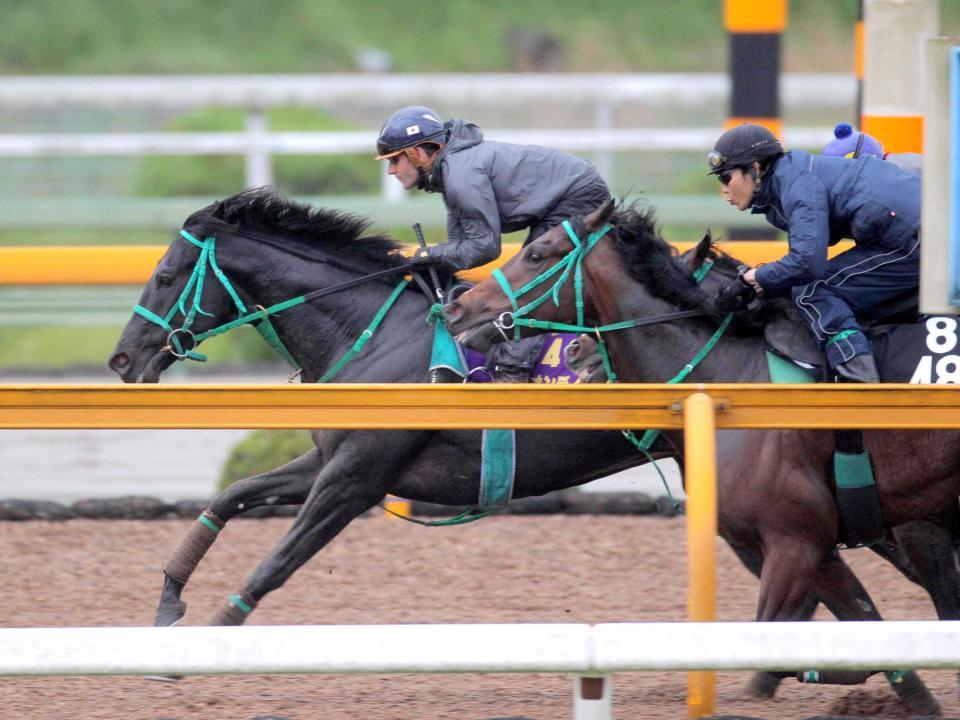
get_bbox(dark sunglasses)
[717,169,736,186]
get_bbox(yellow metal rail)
[4,380,955,720]
[1,383,957,430]
[0,241,856,286]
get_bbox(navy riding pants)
[792,235,920,368]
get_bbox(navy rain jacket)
[752,149,921,296]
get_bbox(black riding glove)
[410,247,436,266]
[714,266,757,312]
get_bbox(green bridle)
[133,230,300,366]
[489,219,725,350]
[491,220,613,342]
[133,229,414,382]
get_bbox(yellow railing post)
[684,391,718,718]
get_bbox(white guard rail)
[2,621,959,720]
[0,127,838,157]
[0,73,854,109]
[2,621,957,676]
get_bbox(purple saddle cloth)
[463,332,583,384]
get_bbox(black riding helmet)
[375,106,447,160]
[707,123,784,175]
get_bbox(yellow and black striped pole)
[724,0,786,241]
[724,0,786,138]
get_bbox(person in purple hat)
[822,123,922,175]
[708,123,922,383]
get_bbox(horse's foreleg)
[154,448,323,627]
[207,480,384,626]
[207,431,424,626]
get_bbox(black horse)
[109,190,944,709]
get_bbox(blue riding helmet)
[707,123,783,175]
[375,106,447,160]
[822,123,885,159]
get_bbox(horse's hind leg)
[154,448,323,627]
[888,520,960,701]
[801,550,942,717]
[729,544,818,699]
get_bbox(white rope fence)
[2,621,958,720]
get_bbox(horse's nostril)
[442,302,462,321]
[108,352,130,371]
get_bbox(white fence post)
[244,109,272,188]
[574,674,612,720]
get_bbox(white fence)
[0,73,854,190]
[2,621,957,720]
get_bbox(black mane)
[183,187,406,271]
[607,202,722,318]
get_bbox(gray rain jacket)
[421,119,609,271]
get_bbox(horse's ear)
[684,228,715,272]
[585,198,616,231]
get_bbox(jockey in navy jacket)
[708,123,921,382]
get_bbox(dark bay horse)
[109,190,942,709]
[444,199,960,708]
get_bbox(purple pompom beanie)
[822,123,886,159]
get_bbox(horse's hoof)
[743,671,781,698]
[888,669,942,717]
[154,600,187,627]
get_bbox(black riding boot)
[490,336,545,383]
[430,367,464,383]
[834,354,880,383]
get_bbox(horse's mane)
[183,187,406,271]
[605,202,724,320]
[605,201,782,332]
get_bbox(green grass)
[5,1,956,75]
[0,324,279,371]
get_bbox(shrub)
[218,429,315,492]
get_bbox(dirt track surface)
[0,515,957,720]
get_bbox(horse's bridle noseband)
[133,229,302,367]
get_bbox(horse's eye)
[527,252,543,263]
[156,274,173,287]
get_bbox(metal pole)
[862,0,939,152]
[684,391,717,718]
[920,37,960,314]
[573,674,612,720]
[723,0,786,240]
[593,100,614,182]
[244,109,272,188]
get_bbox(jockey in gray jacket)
[376,106,610,272]
[376,105,609,381]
